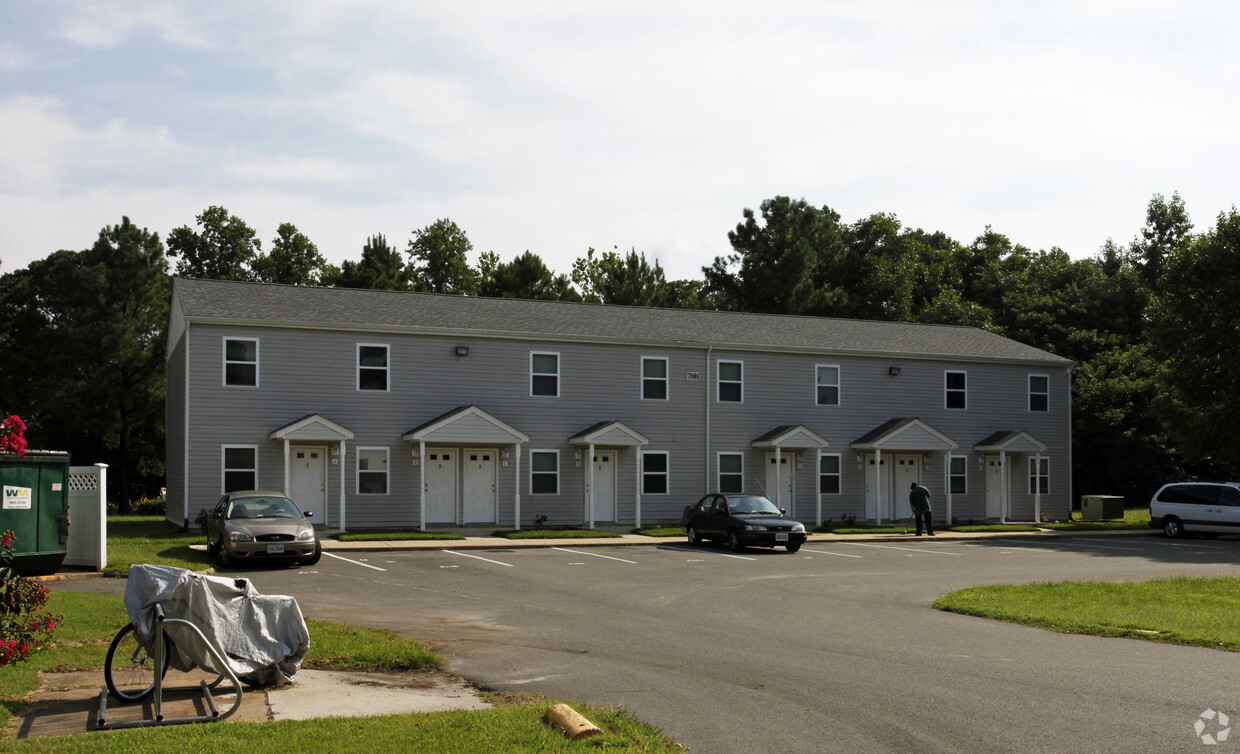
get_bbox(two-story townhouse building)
[166,278,1074,532]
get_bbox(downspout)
[587,442,595,529]
[634,448,642,529]
[514,443,522,530]
[1000,450,1008,523]
[182,325,191,529]
[282,440,290,496]
[338,440,346,531]
[1035,452,1043,523]
[816,447,823,528]
[875,448,883,526]
[945,455,953,528]
[705,346,712,494]
[419,441,427,531]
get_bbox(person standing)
[909,481,934,536]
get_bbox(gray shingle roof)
[173,278,1072,366]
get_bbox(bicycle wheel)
[104,622,170,702]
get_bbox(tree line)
[3,194,1237,512]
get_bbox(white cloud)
[59,1,213,49]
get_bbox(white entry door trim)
[592,451,616,523]
[289,446,327,523]
[425,448,459,524]
[463,449,498,524]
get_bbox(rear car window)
[1158,485,1219,505]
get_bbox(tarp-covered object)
[124,564,310,686]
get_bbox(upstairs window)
[642,357,668,400]
[717,361,743,403]
[531,352,560,397]
[945,370,967,410]
[1029,374,1049,412]
[816,364,840,406]
[357,344,389,391]
[223,337,259,387]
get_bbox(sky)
[2,1,1237,282]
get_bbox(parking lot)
[63,534,1240,752]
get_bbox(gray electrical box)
[1080,495,1125,521]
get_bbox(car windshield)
[727,496,781,515]
[228,497,303,520]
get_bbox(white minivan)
[1148,482,1240,538]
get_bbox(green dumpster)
[0,451,71,576]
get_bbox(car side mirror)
[781,508,787,515]
[303,511,314,519]
[211,511,222,519]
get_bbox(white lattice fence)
[65,464,107,570]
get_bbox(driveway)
[58,533,1240,752]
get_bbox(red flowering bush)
[0,531,62,667]
[0,415,26,457]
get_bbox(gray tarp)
[124,564,310,686]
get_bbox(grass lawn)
[935,575,1240,649]
[635,527,684,537]
[496,529,622,540]
[334,531,465,542]
[103,516,210,575]
[0,591,680,751]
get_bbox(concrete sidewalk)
[310,525,1157,552]
[9,667,491,738]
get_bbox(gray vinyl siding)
[164,331,187,525]
[169,279,1074,528]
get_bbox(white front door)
[289,446,327,523]
[985,455,1006,519]
[863,455,887,522]
[463,449,497,524]
[425,449,459,524]
[592,452,616,523]
[765,453,795,513]
[892,455,921,521]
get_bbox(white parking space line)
[839,542,962,556]
[551,547,638,564]
[1061,538,1144,551]
[323,552,388,571]
[659,545,757,561]
[964,543,1056,554]
[800,548,864,558]
[1138,539,1224,549]
[445,550,515,567]
[993,538,1140,552]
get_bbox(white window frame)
[641,450,670,495]
[945,370,967,410]
[356,446,390,495]
[530,351,560,398]
[818,453,842,495]
[815,364,840,406]
[221,445,258,493]
[1029,457,1050,495]
[948,454,968,495]
[717,360,743,403]
[357,343,390,392]
[530,449,559,495]
[641,356,669,401]
[1029,374,1050,413]
[717,452,743,493]
[222,337,259,388]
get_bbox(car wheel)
[214,538,233,568]
[1163,518,1183,539]
[302,540,322,566]
[727,530,745,552]
[686,525,701,546]
[785,542,801,553]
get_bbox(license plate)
[267,544,285,554]
[775,533,789,542]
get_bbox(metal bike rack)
[97,604,245,730]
